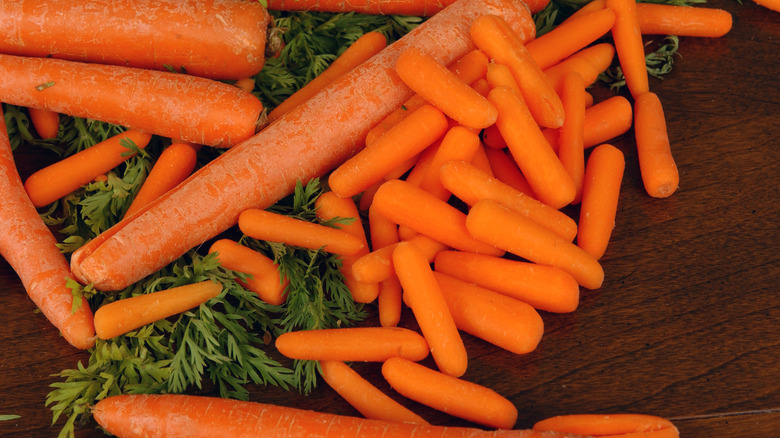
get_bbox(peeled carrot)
[466,199,604,290]
[482,124,508,150]
[750,0,780,13]
[124,142,198,218]
[470,14,565,129]
[543,43,616,93]
[27,107,59,140]
[275,327,430,362]
[367,206,403,326]
[433,272,544,354]
[382,357,517,429]
[534,414,678,437]
[438,160,577,241]
[268,32,388,122]
[396,47,498,130]
[403,140,443,187]
[319,360,429,424]
[483,147,536,197]
[0,55,263,147]
[525,8,616,71]
[208,239,287,306]
[487,86,576,209]
[434,250,580,313]
[544,95,634,153]
[234,78,256,94]
[486,61,521,94]
[636,4,732,37]
[393,242,468,377]
[577,144,625,260]
[419,126,481,200]
[351,233,449,284]
[238,208,365,256]
[633,92,679,198]
[69,0,536,291]
[0,0,271,80]
[557,72,587,204]
[93,393,583,438]
[23,130,152,208]
[607,0,649,98]
[93,280,222,340]
[0,109,95,350]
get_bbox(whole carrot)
[466,199,604,290]
[123,142,198,218]
[0,0,271,80]
[577,144,625,260]
[92,393,584,438]
[93,280,222,340]
[275,327,430,362]
[0,108,95,350]
[382,357,518,429]
[69,0,535,291]
[633,92,679,198]
[607,0,649,98]
[28,107,59,139]
[267,32,388,122]
[534,413,678,437]
[23,130,152,208]
[319,360,428,424]
[0,54,263,147]
[208,239,288,306]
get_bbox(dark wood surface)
[1,1,778,436]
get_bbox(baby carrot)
[208,239,288,306]
[557,72,587,204]
[403,140,442,187]
[319,360,428,424]
[526,8,616,71]
[238,208,365,256]
[438,160,576,241]
[366,205,402,325]
[124,142,198,218]
[434,250,580,313]
[633,92,679,198]
[93,393,582,438]
[578,144,625,260]
[471,141,495,177]
[486,61,521,94]
[487,86,576,209]
[28,108,59,139]
[23,130,152,208]
[275,327,430,362]
[543,43,615,93]
[393,241,468,377]
[470,14,565,128]
[545,95,634,153]
[351,233,449,284]
[268,32,388,122]
[368,204,399,251]
[315,191,378,303]
[483,147,536,198]
[419,126,481,200]
[0,110,95,350]
[751,0,780,12]
[382,357,517,429]
[637,4,732,37]
[482,124,507,149]
[93,280,222,340]
[607,0,649,98]
[371,179,504,256]
[466,199,604,290]
[396,47,498,130]
[234,78,256,93]
[434,272,544,354]
[0,54,263,147]
[534,413,678,437]
[328,104,449,198]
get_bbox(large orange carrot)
[124,142,198,218]
[466,200,604,290]
[382,357,517,429]
[92,393,584,438]
[208,239,287,306]
[557,72,587,205]
[433,250,580,313]
[238,208,365,256]
[396,47,498,130]
[69,0,536,291]
[319,360,429,424]
[0,0,271,80]
[633,92,679,198]
[0,108,95,350]
[607,0,649,98]
[93,280,222,340]
[577,144,625,260]
[438,160,577,241]
[266,0,459,16]
[275,327,430,362]
[433,272,544,354]
[23,130,152,208]
[487,86,576,209]
[0,54,263,147]
[543,43,615,93]
[525,8,616,71]
[28,108,59,140]
[393,242,468,377]
[544,95,633,153]
[268,32,388,122]
[636,4,732,37]
[534,414,678,437]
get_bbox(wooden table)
[1,1,778,436]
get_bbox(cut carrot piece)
[607,0,649,97]
[483,147,536,198]
[28,107,59,139]
[208,239,287,306]
[275,327,430,362]
[634,92,679,198]
[418,126,481,200]
[637,4,732,37]
[578,144,625,260]
[543,43,615,93]
[526,8,616,70]
[557,72,587,204]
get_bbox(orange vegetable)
[633,92,679,198]
[265,0,460,16]
[351,233,448,284]
[368,205,404,327]
[208,239,287,305]
[636,4,732,37]
[418,126,481,200]
[534,413,679,438]
[607,0,649,98]
[544,96,633,153]
[483,147,536,197]
[543,43,615,93]
[577,144,625,260]
[27,107,59,139]
[275,327,430,362]
[557,72,587,204]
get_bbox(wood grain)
[1,0,778,436]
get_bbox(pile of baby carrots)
[0,0,744,435]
